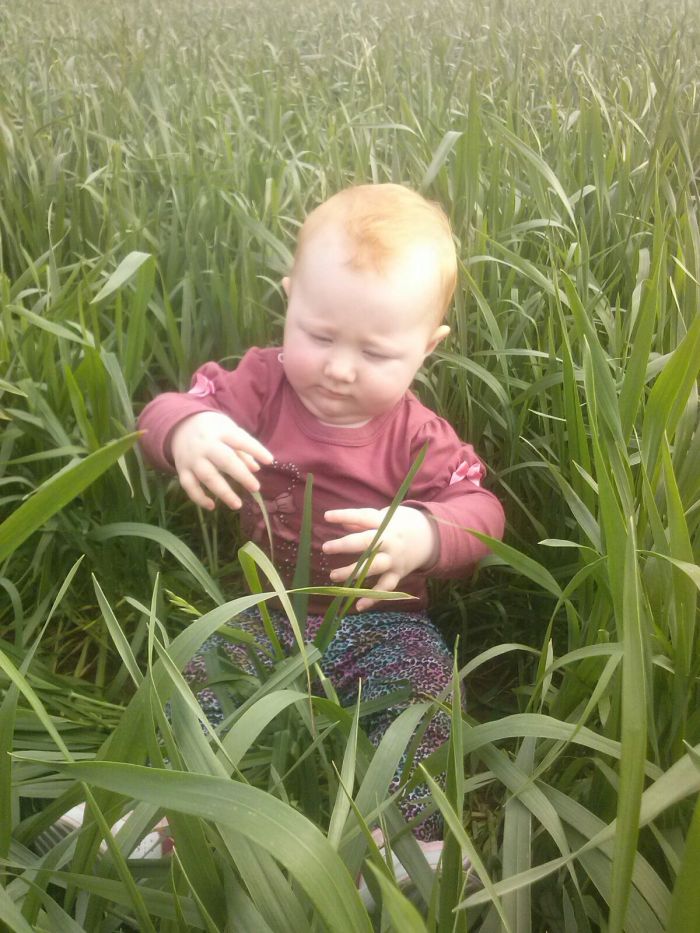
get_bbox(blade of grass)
[91,522,225,605]
[608,520,648,933]
[0,434,138,562]
[51,760,374,933]
[667,785,700,933]
[90,251,152,305]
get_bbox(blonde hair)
[294,184,457,320]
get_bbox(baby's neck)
[316,417,371,428]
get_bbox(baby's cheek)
[284,345,317,385]
[372,374,405,409]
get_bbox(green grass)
[0,0,699,929]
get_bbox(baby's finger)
[179,470,216,511]
[238,450,261,473]
[355,596,377,611]
[192,462,243,510]
[209,448,261,495]
[329,561,364,583]
[373,571,401,594]
[222,428,274,465]
[329,551,391,583]
[327,522,367,534]
[323,529,378,555]
[324,508,383,528]
[356,572,402,611]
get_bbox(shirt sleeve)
[402,417,506,578]
[137,348,273,472]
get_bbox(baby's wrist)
[421,514,440,570]
[406,507,440,571]
[167,414,196,464]
[168,411,211,465]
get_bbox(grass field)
[1,0,699,929]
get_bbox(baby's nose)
[324,352,356,382]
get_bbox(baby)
[138,183,505,845]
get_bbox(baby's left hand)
[322,506,439,611]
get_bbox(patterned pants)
[183,609,455,841]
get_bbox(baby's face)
[282,227,449,427]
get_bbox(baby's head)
[292,183,457,321]
[282,184,457,427]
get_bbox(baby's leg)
[317,611,455,842]
[182,607,280,728]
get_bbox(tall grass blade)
[90,251,152,305]
[0,882,35,933]
[0,435,138,562]
[364,862,429,931]
[92,522,224,605]
[667,788,700,933]
[608,521,648,933]
[641,313,700,478]
[52,760,374,933]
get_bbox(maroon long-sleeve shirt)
[138,347,505,613]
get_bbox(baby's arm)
[138,351,275,511]
[170,411,273,511]
[323,505,439,611]
[322,420,505,610]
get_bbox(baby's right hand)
[169,411,274,511]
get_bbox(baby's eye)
[310,333,332,344]
[364,350,390,360]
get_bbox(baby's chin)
[298,392,374,427]
[310,403,372,429]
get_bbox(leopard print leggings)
[182,608,456,841]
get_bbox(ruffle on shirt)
[188,373,217,398]
[449,459,485,487]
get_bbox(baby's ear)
[282,276,291,297]
[425,324,450,355]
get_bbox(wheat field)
[0,0,699,929]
